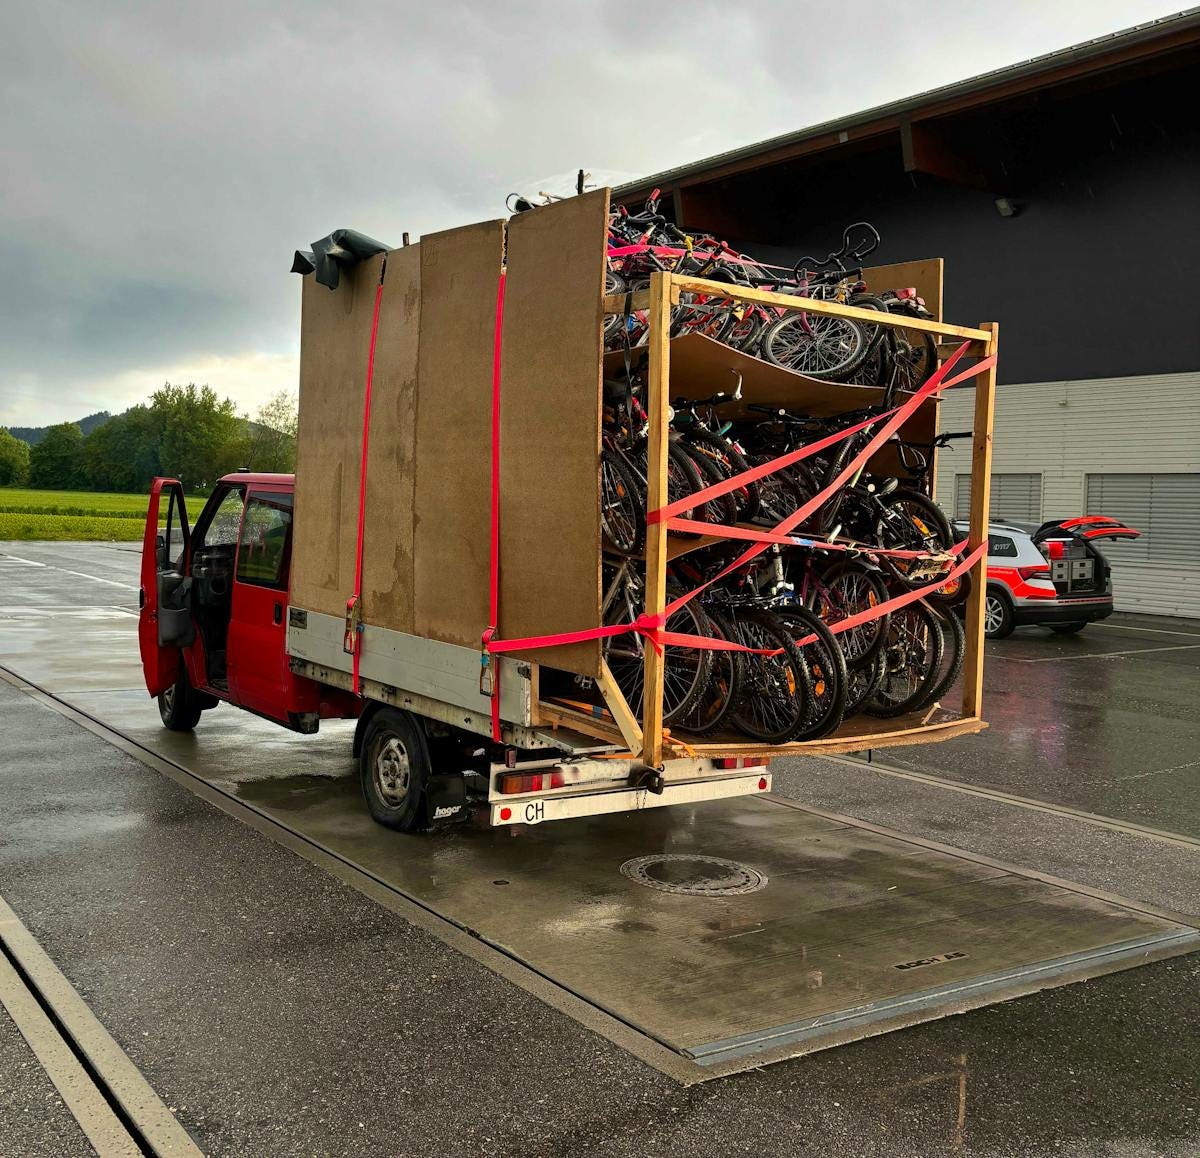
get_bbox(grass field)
[0,488,207,542]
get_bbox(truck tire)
[158,667,203,732]
[359,707,431,833]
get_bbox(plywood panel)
[861,257,944,320]
[361,244,421,634]
[291,253,385,618]
[498,191,609,676]
[412,220,506,648]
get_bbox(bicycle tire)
[864,599,946,719]
[775,605,848,740]
[687,428,761,523]
[676,606,744,736]
[728,609,813,744]
[844,652,885,717]
[874,490,955,591]
[600,447,645,556]
[913,603,965,712]
[678,440,738,526]
[807,559,891,666]
[759,310,872,381]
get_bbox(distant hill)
[6,411,113,445]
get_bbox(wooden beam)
[602,290,652,314]
[670,276,992,342]
[640,272,672,767]
[597,660,644,753]
[901,119,989,188]
[962,321,999,719]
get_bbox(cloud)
[0,0,1183,427]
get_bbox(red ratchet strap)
[664,518,943,558]
[485,342,995,678]
[344,256,388,694]
[482,274,507,740]
[662,344,995,617]
[606,242,796,273]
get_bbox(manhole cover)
[619,854,767,896]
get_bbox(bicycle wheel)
[676,607,744,736]
[807,559,890,666]
[600,448,645,556]
[912,603,965,712]
[678,440,738,526]
[602,584,714,728]
[874,490,955,591]
[687,429,760,523]
[775,605,848,740]
[603,269,627,342]
[864,600,946,718]
[760,311,871,380]
[844,652,885,717]
[729,609,813,744]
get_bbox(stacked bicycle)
[597,370,970,743]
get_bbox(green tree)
[150,383,244,490]
[83,406,160,491]
[0,429,31,486]
[245,391,298,472]
[28,423,86,489]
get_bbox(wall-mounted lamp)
[994,197,1019,218]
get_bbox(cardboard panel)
[361,244,422,633]
[498,191,609,676]
[412,220,506,648]
[291,253,385,619]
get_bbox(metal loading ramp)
[25,678,1200,1079]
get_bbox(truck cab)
[138,474,355,732]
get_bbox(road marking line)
[1091,622,1200,639]
[827,755,1200,852]
[0,896,204,1155]
[0,552,137,590]
[0,951,140,1157]
[996,643,1200,663]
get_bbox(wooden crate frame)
[550,271,999,766]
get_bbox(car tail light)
[497,770,566,795]
[1043,540,1066,559]
[1018,564,1051,580]
[715,757,771,770]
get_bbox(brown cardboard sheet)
[411,220,506,648]
[360,244,422,634]
[291,253,385,619]
[498,191,609,676]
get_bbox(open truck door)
[138,478,193,696]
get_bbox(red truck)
[138,474,777,833]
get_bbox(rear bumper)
[1012,596,1113,626]
[489,771,772,826]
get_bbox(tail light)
[1018,564,1051,580]
[715,756,770,770]
[498,770,566,795]
[1043,540,1066,559]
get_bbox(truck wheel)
[1051,622,1087,635]
[158,668,203,732]
[983,588,1015,639]
[359,708,430,833]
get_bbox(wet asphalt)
[1,541,1198,1156]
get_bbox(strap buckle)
[343,595,361,654]
[480,626,496,696]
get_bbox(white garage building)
[935,374,1200,618]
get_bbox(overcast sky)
[0,1,1186,428]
